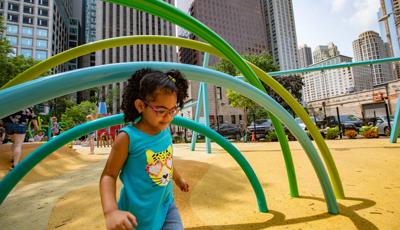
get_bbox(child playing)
[100,69,190,230]
[33,130,45,142]
[51,116,60,137]
[86,114,96,154]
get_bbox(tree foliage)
[60,101,97,130]
[213,52,303,121]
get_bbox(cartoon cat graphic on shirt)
[145,145,173,186]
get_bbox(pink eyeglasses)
[143,100,180,117]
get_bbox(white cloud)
[345,0,380,32]
[330,0,348,12]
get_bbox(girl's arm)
[100,132,137,229]
[173,167,189,192]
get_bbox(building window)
[38,8,48,16]
[37,28,48,37]
[6,36,18,46]
[36,39,47,48]
[38,0,49,6]
[231,115,236,124]
[35,50,47,60]
[23,16,33,24]
[37,18,48,26]
[7,14,19,23]
[9,47,17,57]
[216,87,222,99]
[21,48,32,58]
[6,24,18,34]
[21,37,33,46]
[22,27,33,36]
[24,0,34,3]
[23,6,34,14]
[218,115,224,124]
[8,3,19,12]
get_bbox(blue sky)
[293,0,381,57]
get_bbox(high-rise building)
[298,44,312,68]
[353,31,394,85]
[313,43,340,63]
[379,0,400,79]
[0,0,77,72]
[95,1,177,114]
[178,0,268,125]
[303,55,370,102]
[262,0,299,70]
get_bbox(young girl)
[100,69,190,230]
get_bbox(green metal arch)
[0,62,339,214]
[1,35,342,199]
[0,114,268,212]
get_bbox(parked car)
[321,115,363,131]
[247,119,273,139]
[294,116,319,130]
[376,116,394,136]
[214,123,241,139]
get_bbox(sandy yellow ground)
[0,139,399,229]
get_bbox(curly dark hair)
[121,68,189,123]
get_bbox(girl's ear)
[134,99,145,113]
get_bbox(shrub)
[344,129,357,139]
[266,131,278,142]
[326,126,340,140]
[359,125,379,138]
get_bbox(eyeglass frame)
[142,99,180,117]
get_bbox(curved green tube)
[0,114,268,212]
[0,35,341,198]
[0,62,339,213]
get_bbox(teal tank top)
[118,125,174,230]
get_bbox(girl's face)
[137,90,178,132]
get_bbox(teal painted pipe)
[190,80,204,151]
[390,96,400,143]
[201,54,212,153]
[269,56,400,76]
[0,62,338,214]
[0,114,268,212]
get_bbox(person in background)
[2,108,38,169]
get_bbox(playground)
[1,0,400,229]
[0,139,399,229]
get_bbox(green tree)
[60,101,97,130]
[213,52,303,126]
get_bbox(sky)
[293,0,381,57]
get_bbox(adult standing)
[2,108,38,169]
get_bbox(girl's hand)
[175,177,190,192]
[105,210,137,230]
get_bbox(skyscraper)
[262,0,299,70]
[0,0,76,72]
[379,0,400,79]
[353,31,394,85]
[178,0,268,125]
[95,1,177,114]
[298,44,312,68]
[313,43,340,63]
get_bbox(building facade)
[312,43,340,63]
[303,55,372,103]
[262,0,299,71]
[307,79,400,119]
[379,0,400,79]
[353,31,394,86]
[298,44,312,68]
[95,0,177,114]
[178,0,269,125]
